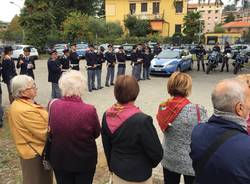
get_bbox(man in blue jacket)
[190,79,250,184]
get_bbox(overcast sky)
[0,0,232,23]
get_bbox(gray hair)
[211,79,247,113]
[59,70,86,97]
[11,75,34,99]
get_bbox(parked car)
[54,43,68,56]
[123,44,134,60]
[150,49,192,75]
[12,45,39,60]
[76,43,89,59]
[231,44,250,59]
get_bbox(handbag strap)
[194,129,240,179]
[196,104,201,124]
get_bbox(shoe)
[0,122,3,128]
[98,86,104,89]
[92,88,97,90]
[105,84,110,87]
[147,78,151,80]
[110,83,114,86]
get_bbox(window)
[215,17,218,19]
[141,3,147,12]
[175,24,182,33]
[130,3,136,14]
[208,17,211,20]
[175,1,183,13]
[208,10,211,13]
[215,10,219,13]
[153,2,160,14]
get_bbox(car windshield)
[123,45,133,50]
[157,50,180,59]
[54,44,66,49]
[77,44,88,49]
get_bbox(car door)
[181,51,188,70]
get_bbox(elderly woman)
[156,72,207,184]
[49,70,100,184]
[236,74,250,134]
[101,75,163,184]
[8,75,53,184]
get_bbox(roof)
[223,21,250,28]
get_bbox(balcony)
[125,13,164,21]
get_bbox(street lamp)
[10,1,25,43]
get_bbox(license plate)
[155,68,162,71]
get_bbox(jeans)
[87,69,96,91]
[132,65,139,80]
[221,56,229,72]
[197,55,205,71]
[106,67,114,85]
[6,81,14,103]
[51,83,61,99]
[0,83,3,126]
[54,169,95,184]
[96,69,102,89]
[117,66,126,76]
[143,67,150,79]
[163,168,195,184]
[138,63,142,80]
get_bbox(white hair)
[11,75,34,99]
[212,79,247,113]
[59,70,86,97]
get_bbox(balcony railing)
[125,13,164,21]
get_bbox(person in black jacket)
[116,46,126,76]
[153,42,162,56]
[85,44,98,92]
[195,42,206,72]
[2,46,17,103]
[17,47,36,79]
[47,49,61,99]
[59,48,70,73]
[0,62,3,128]
[101,75,163,183]
[136,44,144,80]
[143,47,152,80]
[96,46,105,89]
[69,43,80,70]
[221,41,231,72]
[131,45,139,80]
[105,45,116,87]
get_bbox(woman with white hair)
[49,70,100,184]
[8,75,53,184]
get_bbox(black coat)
[213,46,221,52]
[2,56,17,84]
[116,52,126,67]
[97,52,105,70]
[85,51,98,70]
[143,53,153,68]
[195,45,206,57]
[153,46,162,56]
[131,51,138,65]
[105,51,116,67]
[47,58,61,83]
[69,51,80,70]
[59,55,70,71]
[224,45,232,54]
[101,113,163,182]
[17,56,35,79]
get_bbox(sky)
[0,0,233,23]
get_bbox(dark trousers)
[87,69,96,91]
[221,56,229,72]
[6,81,14,103]
[96,69,102,89]
[0,83,3,127]
[117,66,125,76]
[163,168,195,184]
[143,67,150,79]
[138,63,142,80]
[54,169,95,184]
[51,83,61,99]
[132,65,140,80]
[196,56,205,71]
[106,67,114,85]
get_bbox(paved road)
[1,59,249,182]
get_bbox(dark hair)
[4,46,13,55]
[23,47,31,52]
[114,75,139,104]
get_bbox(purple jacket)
[49,96,100,172]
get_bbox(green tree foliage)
[105,22,123,37]
[183,11,202,43]
[88,17,106,38]
[214,23,225,33]
[97,0,105,19]
[19,0,54,49]
[3,15,23,42]
[124,15,152,37]
[224,13,235,23]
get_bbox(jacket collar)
[62,96,82,102]
[208,115,248,135]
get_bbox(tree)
[88,17,106,39]
[124,15,152,37]
[214,23,225,33]
[97,0,105,18]
[223,4,236,12]
[105,22,123,37]
[224,13,235,23]
[183,11,202,43]
[3,15,23,42]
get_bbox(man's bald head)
[212,79,248,114]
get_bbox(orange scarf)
[157,97,190,131]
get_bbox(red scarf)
[157,96,190,131]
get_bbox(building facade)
[222,8,250,23]
[105,0,188,37]
[187,2,223,33]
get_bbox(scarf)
[214,109,247,131]
[157,96,190,131]
[105,103,141,134]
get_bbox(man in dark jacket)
[69,43,80,70]
[2,46,17,103]
[153,42,162,56]
[0,62,3,128]
[17,47,35,79]
[131,45,139,80]
[116,46,126,76]
[59,48,70,73]
[221,41,231,72]
[85,44,98,92]
[142,47,152,80]
[105,45,116,87]
[195,42,206,72]
[190,79,250,184]
[47,49,61,99]
[96,46,105,89]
